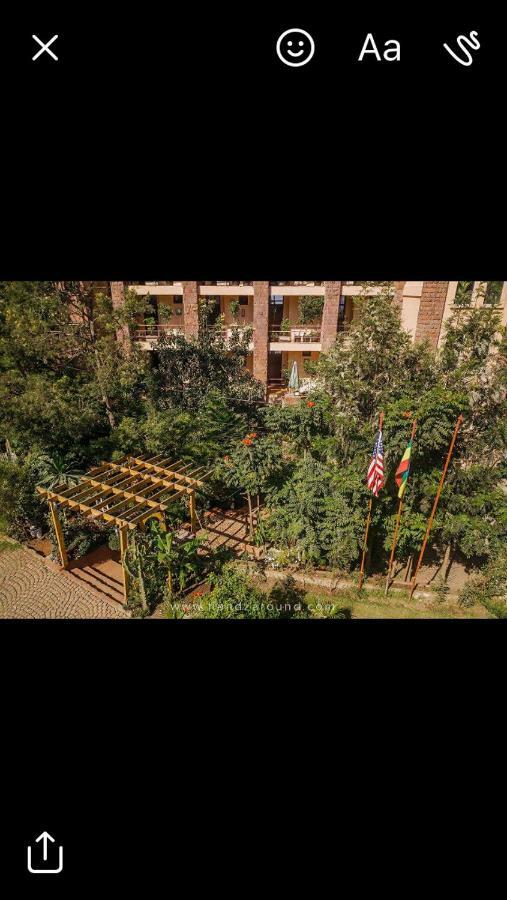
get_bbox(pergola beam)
[49,500,68,569]
[37,454,211,566]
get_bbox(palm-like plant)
[38,452,83,490]
[155,530,205,602]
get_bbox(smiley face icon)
[276,28,315,67]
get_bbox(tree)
[0,281,151,460]
[218,432,283,538]
[264,393,333,458]
[317,283,438,420]
[155,298,263,410]
[47,282,150,429]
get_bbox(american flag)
[367,429,384,497]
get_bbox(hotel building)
[109,281,507,396]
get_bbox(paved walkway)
[0,543,128,619]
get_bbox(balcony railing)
[202,324,254,345]
[269,326,321,343]
[132,324,184,343]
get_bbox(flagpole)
[385,498,403,595]
[358,411,383,590]
[385,419,417,596]
[358,498,373,590]
[409,414,463,599]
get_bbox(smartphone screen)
[1,6,504,888]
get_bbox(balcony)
[270,285,324,296]
[269,325,321,350]
[131,283,184,296]
[132,324,184,348]
[203,324,254,350]
[200,284,254,296]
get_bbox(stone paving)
[0,544,128,619]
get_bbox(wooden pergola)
[36,454,211,604]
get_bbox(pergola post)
[119,526,130,604]
[49,501,69,569]
[189,490,198,534]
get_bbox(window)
[173,296,183,304]
[484,281,504,306]
[302,351,311,358]
[239,296,249,306]
[454,281,474,307]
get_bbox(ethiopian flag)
[395,440,413,499]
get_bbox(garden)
[1,281,506,618]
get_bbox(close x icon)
[31,34,59,60]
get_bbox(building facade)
[110,281,507,395]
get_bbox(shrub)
[0,453,47,538]
[458,550,507,617]
[200,566,310,619]
[48,511,110,562]
[201,565,278,619]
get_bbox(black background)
[2,6,503,277]
[1,4,505,889]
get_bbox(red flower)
[223,455,231,462]
[248,432,258,439]
[307,401,315,408]
[242,438,253,446]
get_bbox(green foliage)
[458,549,507,617]
[124,530,163,615]
[441,307,503,385]
[432,575,450,603]
[48,511,110,562]
[156,310,262,409]
[124,521,214,615]
[264,457,366,568]
[318,284,438,419]
[297,294,325,325]
[0,281,151,462]
[218,433,284,499]
[0,539,21,553]
[154,527,207,600]
[0,453,48,537]
[264,392,333,456]
[263,289,506,573]
[200,565,310,619]
[37,452,83,490]
[229,299,240,320]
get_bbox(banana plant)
[155,530,206,602]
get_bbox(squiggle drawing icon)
[443,31,480,66]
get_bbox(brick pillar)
[321,282,342,352]
[414,281,449,347]
[393,280,406,308]
[182,282,199,339]
[110,281,131,347]
[253,281,270,396]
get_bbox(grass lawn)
[304,586,491,619]
[0,538,21,554]
[0,515,21,553]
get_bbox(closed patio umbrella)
[288,360,299,392]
